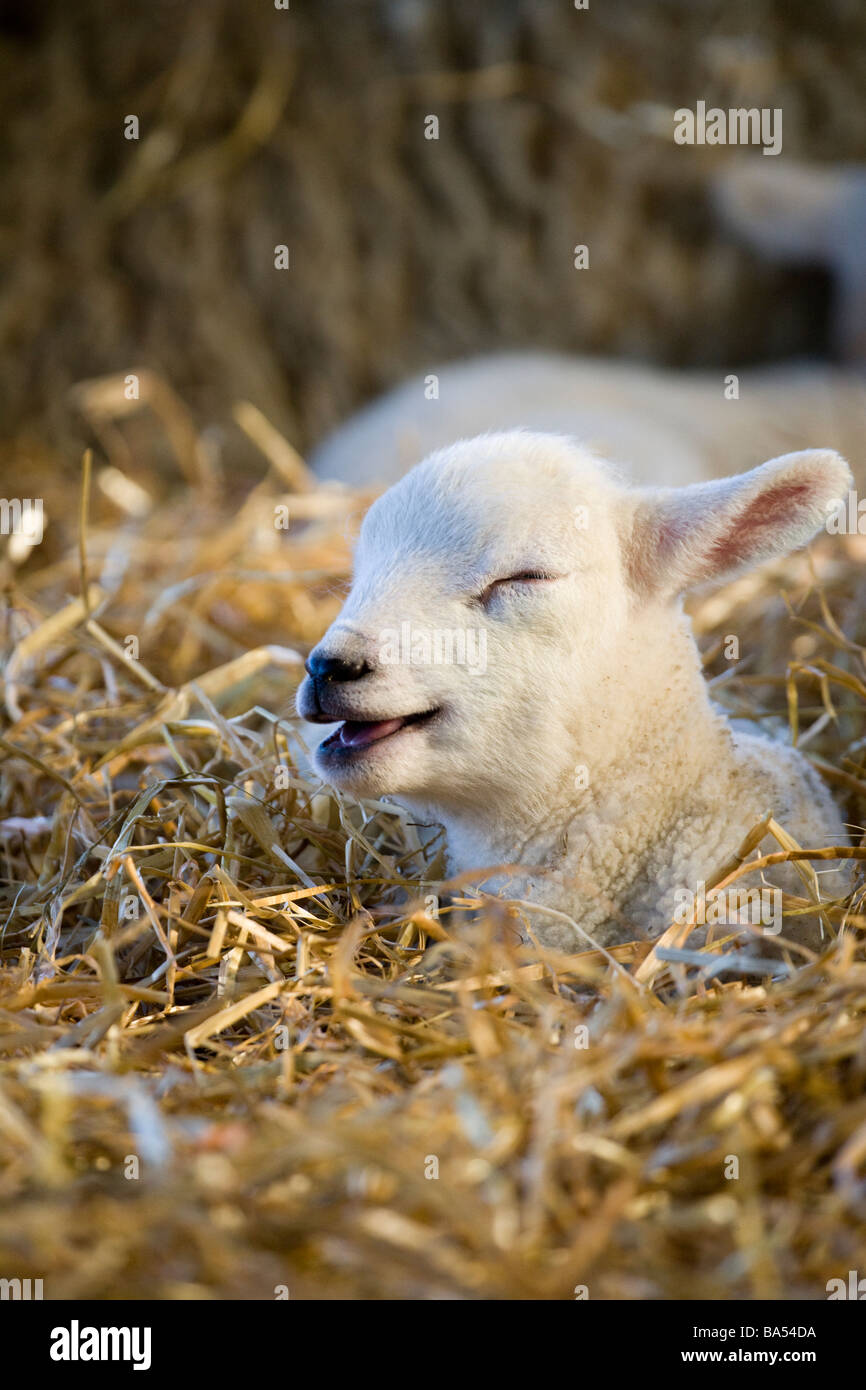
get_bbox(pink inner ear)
[701,480,816,579]
[629,509,691,595]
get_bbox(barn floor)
[1,434,865,1300]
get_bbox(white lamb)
[297,430,853,951]
[310,350,866,492]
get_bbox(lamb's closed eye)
[476,570,559,606]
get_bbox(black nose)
[305,651,371,683]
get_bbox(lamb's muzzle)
[299,644,444,758]
[296,430,854,951]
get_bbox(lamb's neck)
[434,607,735,876]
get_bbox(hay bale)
[1,0,864,458]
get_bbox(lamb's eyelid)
[493,570,561,585]
[473,570,562,604]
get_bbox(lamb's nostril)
[305,651,371,683]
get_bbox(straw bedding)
[0,417,864,1300]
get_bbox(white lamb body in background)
[313,158,866,495]
[311,349,865,492]
[298,431,853,950]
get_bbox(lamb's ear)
[624,450,853,599]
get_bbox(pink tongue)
[340,717,405,748]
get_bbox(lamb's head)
[297,431,852,819]
[297,433,629,810]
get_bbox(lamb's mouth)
[318,707,441,756]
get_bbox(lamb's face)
[296,433,630,808]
